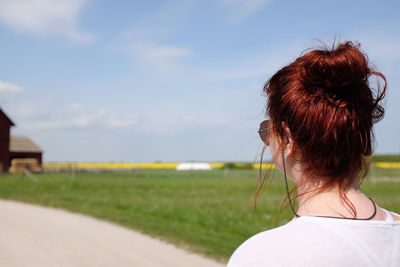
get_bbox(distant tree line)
[371,154,400,162]
[221,154,400,169]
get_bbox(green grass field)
[0,167,399,262]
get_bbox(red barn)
[0,108,43,173]
[0,108,14,173]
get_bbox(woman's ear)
[281,122,295,157]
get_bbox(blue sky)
[1,0,399,162]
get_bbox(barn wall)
[0,119,11,173]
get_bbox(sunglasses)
[258,119,272,145]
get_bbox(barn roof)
[0,108,15,126]
[9,136,42,153]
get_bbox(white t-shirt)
[228,209,400,267]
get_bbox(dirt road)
[0,199,225,267]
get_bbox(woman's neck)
[295,182,382,219]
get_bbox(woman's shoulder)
[228,214,400,267]
[227,219,310,267]
[231,217,319,251]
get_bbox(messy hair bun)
[265,41,386,190]
[301,42,369,91]
[299,42,385,123]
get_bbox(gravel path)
[0,199,225,267]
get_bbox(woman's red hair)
[262,41,387,216]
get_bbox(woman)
[227,41,400,267]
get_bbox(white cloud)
[216,0,269,23]
[0,0,94,43]
[7,101,138,130]
[5,97,232,137]
[0,81,24,93]
[130,43,192,72]
[108,116,136,128]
